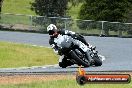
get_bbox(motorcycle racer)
[47,24,93,68]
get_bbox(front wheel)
[70,50,90,67]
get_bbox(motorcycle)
[54,34,102,68]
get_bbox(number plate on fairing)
[79,42,88,52]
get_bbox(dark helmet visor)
[48,30,55,35]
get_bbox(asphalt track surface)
[0,31,132,73]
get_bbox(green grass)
[0,79,131,88]
[0,41,58,68]
[2,0,36,15]
[0,14,31,25]
[1,0,35,25]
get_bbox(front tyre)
[70,50,90,67]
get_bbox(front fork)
[85,50,93,62]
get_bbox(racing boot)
[59,59,74,68]
[65,60,74,66]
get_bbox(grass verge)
[0,76,131,88]
[0,41,58,68]
[2,0,36,15]
[0,14,31,25]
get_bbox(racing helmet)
[47,24,57,35]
